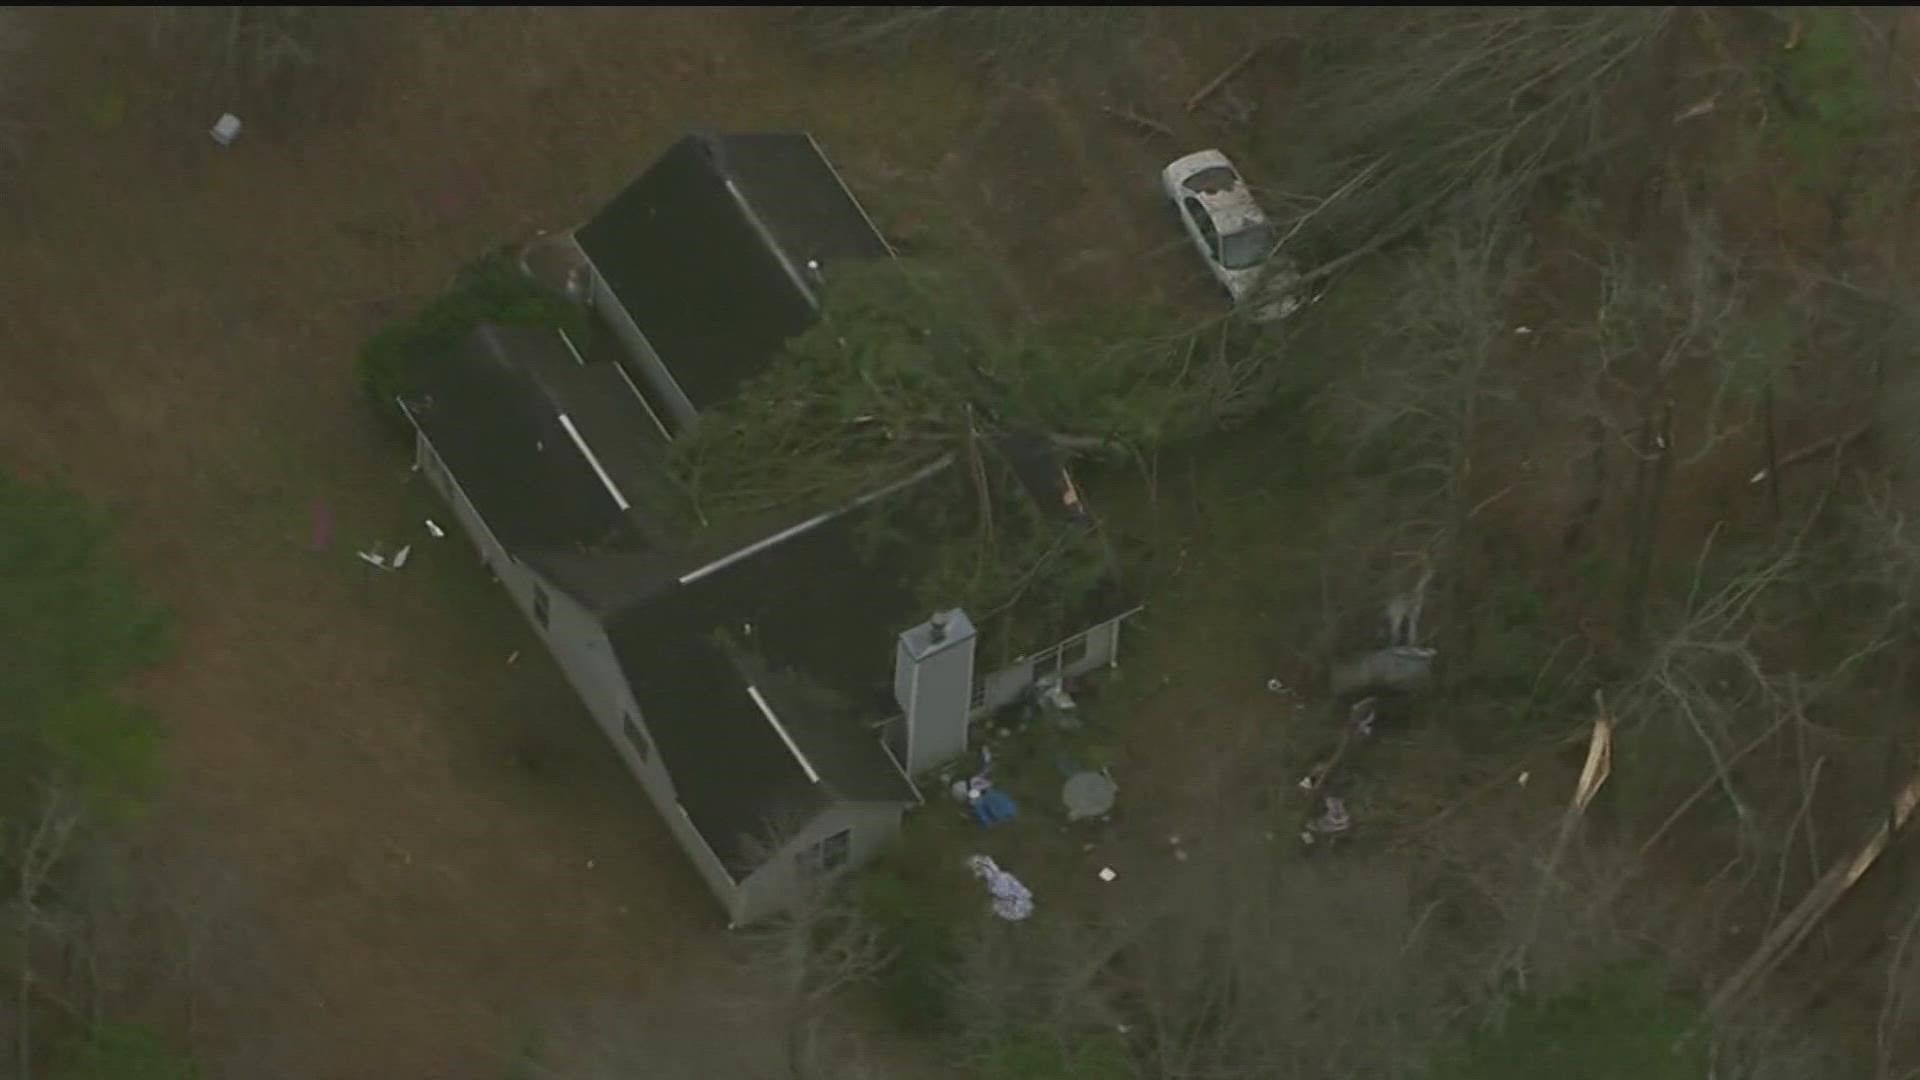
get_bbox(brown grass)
[0,8,1262,1075]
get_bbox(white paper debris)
[506,650,521,666]
[1518,771,1531,787]
[425,519,446,538]
[390,544,412,569]
[210,113,243,146]
[1097,866,1117,883]
[1266,677,1286,694]
[967,855,1035,921]
[1514,325,1533,335]
[357,550,387,569]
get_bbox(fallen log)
[1708,765,1920,1017]
[1185,39,1272,113]
[1100,103,1173,139]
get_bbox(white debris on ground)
[210,113,242,146]
[967,855,1035,921]
[1097,866,1117,883]
[356,543,413,572]
[424,519,446,538]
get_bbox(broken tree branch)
[1508,694,1615,985]
[1185,38,1274,113]
[1100,103,1173,139]
[1748,422,1872,486]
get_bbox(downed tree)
[1708,762,1920,1017]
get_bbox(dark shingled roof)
[403,325,671,556]
[604,481,933,878]
[410,322,925,881]
[574,131,892,413]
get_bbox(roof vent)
[929,611,949,644]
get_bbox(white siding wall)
[971,616,1128,715]
[733,802,906,926]
[417,429,746,916]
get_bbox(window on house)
[1060,633,1090,670]
[799,828,852,877]
[533,583,550,629]
[623,712,651,764]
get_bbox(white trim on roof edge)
[806,132,898,261]
[398,398,510,559]
[609,354,674,442]
[557,327,588,366]
[746,684,821,784]
[722,177,817,309]
[675,455,954,587]
[556,412,631,512]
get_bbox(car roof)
[1168,149,1267,234]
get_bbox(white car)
[1161,149,1301,320]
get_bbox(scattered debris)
[1035,674,1077,714]
[972,788,1018,828]
[1673,95,1718,123]
[1514,325,1534,335]
[390,544,412,570]
[1308,795,1351,837]
[356,550,388,570]
[1331,645,1436,698]
[1517,771,1531,787]
[209,112,243,146]
[424,519,446,539]
[1097,866,1117,883]
[1349,696,1378,738]
[1266,677,1287,695]
[967,855,1035,920]
[506,650,521,666]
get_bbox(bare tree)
[785,7,1145,69]
[1272,7,1677,281]
[4,785,85,1080]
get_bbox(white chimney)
[894,608,977,775]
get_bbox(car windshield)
[1220,224,1276,271]
[1183,165,1240,194]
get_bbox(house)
[398,134,1141,925]
[572,131,894,434]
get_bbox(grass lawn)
[0,8,1276,1076]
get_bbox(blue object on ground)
[972,788,1018,827]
